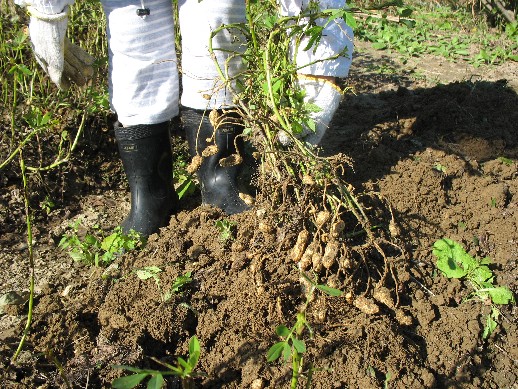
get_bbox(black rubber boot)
[182,107,249,215]
[114,121,178,236]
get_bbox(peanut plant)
[267,272,343,388]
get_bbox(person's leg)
[102,0,180,235]
[178,0,250,214]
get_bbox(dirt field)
[1,40,517,388]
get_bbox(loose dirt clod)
[395,309,413,326]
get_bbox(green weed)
[433,238,515,339]
[59,221,144,266]
[135,267,193,303]
[112,335,205,389]
[355,3,518,66]
[215,219,236,242]
[173,152,196,200]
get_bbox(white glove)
[20,3,94,89]
[278,75,343,146]
[27,5,69,89]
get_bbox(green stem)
[26,108,88,171]
[291,349,301,389]
[10,155,35,364]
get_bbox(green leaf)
[135,266,162,281]
[282,342,292,362]
[487,287,515,305]
[372,42,387,50]
[398,7,413,18]
[291,337,306,354]
[177,356,191,370]
[189,335,200,356]
[112,373,149,389]
[101,232,120,252]
[275,325,291,338]
[316,284,343,297]
[482,313,497,339]
[176,178,195,200]
[470,265,493,286]
[188,351,200,370]
[267,341,286,362]
[433,238,470,278]
[147,374,164,389]
[344,12,357,29]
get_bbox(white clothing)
[17,0,354,125]
[102,0,180,125]
[280,0,354,77]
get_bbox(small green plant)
[215,219,236,242]
[498,156,514,166]
[433,163,447,173]
[173,152,196,200]
[267,272,342,388]
[134,266,163,286]
[433,238,515,339]
[59,221,144,266]
[39,196,55,215]
[162,272,193,302]
[135,267,193,303]
[112,335,204,389]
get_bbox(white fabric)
[280,0,354,77]
[277,75,342,145]
[178,0,247,110]
[102,0,180,125]
[15,0,74,14]
[17,0,353,125]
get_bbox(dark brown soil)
[1,41,517,389]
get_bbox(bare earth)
[1,40,517,388]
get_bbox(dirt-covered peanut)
[312,251,323,272]
[251,378,265,389]
[299,243,315,270]
[187,155,203,174]
[322,240,339,269]
[302,174,315,185]
[315,211,331,227]
[290,229,310,262]
[330,220,345,237]
[239,192,255,206]
[202,144,218,157]
[209,109,220,127]
[353,296,380,315]
[220,153,243,167]
[395,309,413,326]
[258,221,274,234]
[373,286,395,309]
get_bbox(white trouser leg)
[102,0,179,126]
[178,0,247,110]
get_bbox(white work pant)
[101,0,353,126]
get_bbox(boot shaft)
[115,121,173,180]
